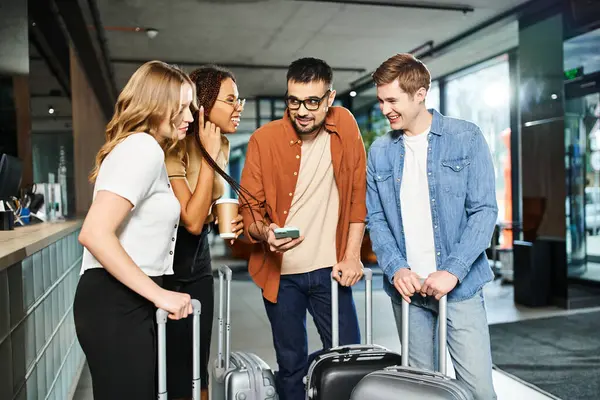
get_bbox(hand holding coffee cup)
[230,214,244,240]
[215,198,242,243]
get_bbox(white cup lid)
[215,198,239,205]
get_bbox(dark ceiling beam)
[28,1,71,98]
[54,0,115,120]
[31,93,69,98]
[111,58,367,73]
[294,0,474,13]
[86,0,117,93]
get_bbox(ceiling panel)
[94,0,529,97]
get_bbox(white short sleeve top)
[80,133,181,277]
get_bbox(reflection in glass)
[565,99,587,275]
[566,92,600,282]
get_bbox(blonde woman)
[73,61,195,400]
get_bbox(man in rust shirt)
[239,57,367,400]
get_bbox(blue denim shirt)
[366,109,497,302]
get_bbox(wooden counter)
[0,219,83,271]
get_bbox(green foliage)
[362,129,386,153]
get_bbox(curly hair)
[186,66,273,257]
[187,65,236,137]
[184,65,238,186]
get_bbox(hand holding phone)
[274,227,300,240]
[265,224,304,253]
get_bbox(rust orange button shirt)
[239,106,367,303]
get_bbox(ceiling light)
[48,106,55,115]
[350,91,357,97]
[146,28,159,39]
[551,93,558,100]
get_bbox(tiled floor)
[73,261,600,400]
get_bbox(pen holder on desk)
[20,207,31,225]
[0,211,15,231]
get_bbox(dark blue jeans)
[263,267,361,400]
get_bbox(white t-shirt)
[400,127,437,279]
[80,133,181,277]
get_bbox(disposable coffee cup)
[215,198,239,239]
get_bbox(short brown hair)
[372,53,431,96]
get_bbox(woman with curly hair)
[163,65,246,400]
[73,60,195,399]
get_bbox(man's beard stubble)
[290,113,326,136]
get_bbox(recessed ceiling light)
[146,28,159,39]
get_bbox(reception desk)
[0,220,84,400]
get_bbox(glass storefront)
[565,86,600,280]
[444,55,512,246]
[564,26,600,284]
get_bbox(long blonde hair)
[89,60,195,182]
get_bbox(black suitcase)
[303,268,404,400]
[349,296,474,400]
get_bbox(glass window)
[426,80,440,111]
[564,27,600,79]
[273,99,286,118]
[259,99,272,119]
[445,56,511,239]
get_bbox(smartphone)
[274,227,300,240]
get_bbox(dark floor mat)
[489,311,600,400]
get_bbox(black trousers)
[162,225,214,397]
[73,268,162,400]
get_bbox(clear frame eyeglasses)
[216,98,246,110]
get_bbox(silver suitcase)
[350,295,474,400]
[212,265,278,400]
[157,299,202,400]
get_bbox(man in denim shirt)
[366,53,497,400]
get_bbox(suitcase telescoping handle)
[217,265,232,371]
[331,267,373,348]
[156,299,202,400]
[401,283,448,376]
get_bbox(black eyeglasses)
[285,90,330,111]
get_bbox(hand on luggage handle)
[217,265,233,372]
[156,299,202,400]
[331,268,372,348]
[401,280,448,376]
